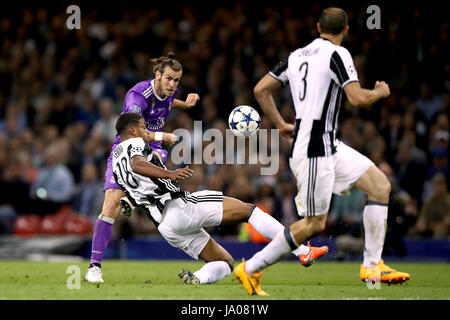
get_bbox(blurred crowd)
[0,2,449,250]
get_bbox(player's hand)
[163,132,178,146]
[184,93,200,108]
[278,122,295,141]
[374,81,390,98]
[169,166,194,181]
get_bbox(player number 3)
[299,62,308,101]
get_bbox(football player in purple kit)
[85,52,200,283]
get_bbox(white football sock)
[245,228,298,274]
[248,206,310,256]
[193,261,232,284]
[292,244,310,256]
[362,202,388,268]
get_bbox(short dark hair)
[319,7,348,35]
[116,112,144,135]
[150,52,182,74]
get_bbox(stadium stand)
[0,1,448,261]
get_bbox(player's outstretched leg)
[179,238,234,285]
[222,197,328,267]
[85,188,124,283]
[355,166,410,285]
[235,215,327,295]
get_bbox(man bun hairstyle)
[116,112,144,135]
[319,7,348,35]
[150,52,182,74]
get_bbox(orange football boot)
[234,259,269,296]
[298,241,329,267]
[360,259,410,285]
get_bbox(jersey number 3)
[299,62,308,101]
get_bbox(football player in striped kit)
[85,53,200,283]
[235,7,410,296]
[107,113,327,286]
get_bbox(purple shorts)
[103,142,168,191]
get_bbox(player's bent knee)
[371,177,391,201]
[382,178,392,196]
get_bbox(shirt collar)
[151,79,167,101]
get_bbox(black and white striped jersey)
[270,37,359,159]
[112,137,187,225]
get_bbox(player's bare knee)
[382,178,392,196]
[102,196,121,218]
[370,176,391,202]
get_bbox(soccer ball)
[228,105,261,137]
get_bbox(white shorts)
[289,142,374,217]
[156,190,223,260]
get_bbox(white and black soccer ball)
[228,105,261,137]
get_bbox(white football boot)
[119,197,135,217]
[85,266,104,283]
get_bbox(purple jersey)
[116,79,178,146]
[104,79,178,191]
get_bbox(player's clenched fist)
[278,122,295,141]
[169,166,194,180]
[185,93,200,108]
[375,81,390,98]
[163,132,178,146]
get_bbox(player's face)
[156,66,182,97]
[132,119,151,142]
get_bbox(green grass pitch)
[0,260,449,300]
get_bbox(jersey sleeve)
[128,138,147,159]
[123,91,149,115]
[330,47,359,88]
[269,58,289,86]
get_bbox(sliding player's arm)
[172,94,200,109]
[254,74,294,140]
[130,155,193,181]
[344,80,390,107]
